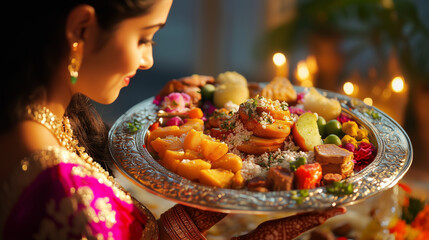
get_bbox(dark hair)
[2,0,155,163]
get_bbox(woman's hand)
[232,207,346,240]
[159,204,227,240]
[159,204,345,240]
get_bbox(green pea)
[317,116,326,137]
[295,157,307,166]
[324,134,342,146]
[201,84,216,101]
[325,119,342,136]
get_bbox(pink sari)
[0,147,158,239]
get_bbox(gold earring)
[68,41,84,84]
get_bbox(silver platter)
[108,87,413,213]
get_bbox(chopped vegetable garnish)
[127,119,143,133]
[326,181,354,195]
[291,189,309,204]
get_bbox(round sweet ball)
[216,71,248,87]
[213,84,249,108]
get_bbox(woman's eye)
[139,39,157,46]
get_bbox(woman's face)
[75,0,173,104]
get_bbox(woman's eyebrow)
[142,23,166,30]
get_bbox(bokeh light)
[273,53,286,66]
[363,97,373,106]
[391,76,405,93]
[343,82,354,95]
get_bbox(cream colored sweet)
[303,88,341,121]
[213,71,249,108]
[213,84,249,108]
[216,71,248,87]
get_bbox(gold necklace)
[25,104,133,204]
[26,104,99,170]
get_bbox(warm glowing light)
[301,80,313,87]
[363,97,373,106]
[343,82,354,95]
[306,55,318,74]
[382,88,392,99]
[273,53,286,67]
[296,61,310,81]
[391,76,405,93]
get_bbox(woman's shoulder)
[1,146,152,239]
[0,146,83,214]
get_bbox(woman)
[0,0,344,239]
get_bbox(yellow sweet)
[183,129,210,151]
[342,121,358,138]
[162,150,185,172]
[231,170,245,189]
[151,136,183,158]
[358,138,370,145]
[148,125,181,143]
[179,118,204,133]
[177,159,211,181]
[211,153,243,173]
[200,138,229,162]
[356,128,368,141]
[341,135,358,148]
[184,149,203,160]
[199,169,234,188]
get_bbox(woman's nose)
[139,52,154,70]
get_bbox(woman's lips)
[124,73,135,86]
[124,77,130,86]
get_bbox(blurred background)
[96,0,429,179]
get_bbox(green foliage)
[401,196,426,224]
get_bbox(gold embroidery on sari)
[95,197,117,228]
[1,147,151,238]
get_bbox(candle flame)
[296,61,310,80]
[273,53,286,66]
[306,55,318,74]
[343,82,354,95]
[391,76,404,93]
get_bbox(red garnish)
[288,106,309,116]
[149,122,160,131]
[398,182,412,194]
[353,142,377,172]
[152,95,163,106]
[294,163,322,189]
[142,144,146,149]
[296,92,305,103]
[389,219,407,239]
[412,205,429,231]
[336,237,348,240]
[337,114,354,124]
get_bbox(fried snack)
[158,75,215,104]
[261,77,297,103]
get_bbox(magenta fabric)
[3,162,147,239]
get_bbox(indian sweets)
[146,72,377,193]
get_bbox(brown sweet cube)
[315,144,354,179]
[266,166,294,191]
[314,144,353,164]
